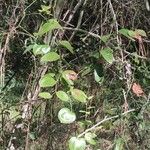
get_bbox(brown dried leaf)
[66,71,77,81]
[132,83,144,97]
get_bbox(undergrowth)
[0,0,150,150]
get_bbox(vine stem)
[78,109,135,138]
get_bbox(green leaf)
[39,73,57,87]
[94,69,103,83]
[114,138,124,150]
[70,89,87,103]
[119,28,129,36]
[135,29,147,37]
[41,52,60,62]
[119,29,135,41]
[100,34,111,43]
[69,137,86,150]
[58,108,76,124]
[47,73,55,77]
[38,92,52,99]
[56,91,69,102]
[59,40,74,54]
[34,19,62,36]
[84,132,97,145]
[128,30,137,38]
[100,48,114,64]
[93,63,104,84]
[33,44,50,55]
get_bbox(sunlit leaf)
[39,73,57,87]
[56,91,69,102]
[58,108,76,124]
[84,132,97,145]
[41,52,60,62]
[38,92,52,99]
[70,89,87,103]
[33,44,50,55]
[100,48,114,64]
[59,40,74,54]
[69,137,86,150]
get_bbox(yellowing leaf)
[135,29,147,37]
[70,89,87,103]
[62,70,77,85]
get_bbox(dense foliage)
[0,0,150,149]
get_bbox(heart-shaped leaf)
[38,92,52,99]
[58,108,76,124]
[59,40,74,54]
[56,91,69,102]
[39,74,57,87]
[69,137,86,150]
[41,52,60,62]
[100,48,114,64]
[70,89,87,103]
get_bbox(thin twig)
[78,109,135,138]
[69,0,88,41]
[63,27,101,39]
